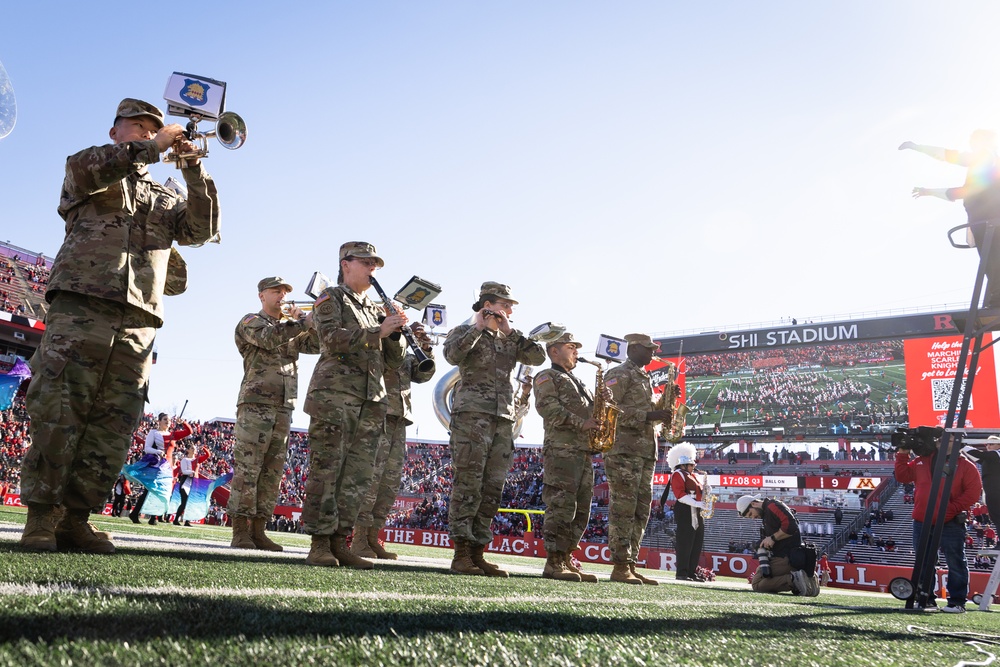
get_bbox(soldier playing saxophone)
[603,333,672,585]
[533,332,607,583]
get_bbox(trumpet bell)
[214,111,247,150]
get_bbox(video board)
[650,310,1000,441]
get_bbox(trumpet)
[369,276,435,374]
[163,111,247,169]
[280,300,313,321]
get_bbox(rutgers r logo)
[933,314,956,331]
[856,478,876,489]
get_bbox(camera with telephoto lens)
[756,546,772,578]
[890,426,942,458]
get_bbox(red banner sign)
[905,335,1000,428]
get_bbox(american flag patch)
[606,378,618,386]
[535,375,552,385]
[242,314,257,324]
[314,292,331,307]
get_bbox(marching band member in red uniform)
[668,443,706,581]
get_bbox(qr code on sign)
[930,377,971,412]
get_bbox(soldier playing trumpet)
[230,276,318,551]
[18,98,220,554]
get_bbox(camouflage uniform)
[356,352,436,528]
[534,364,595,553]
[444,323,545,545]
[604,359,657,564]
[20,105,220,513]
[230,309,318,519]
[301,284,404,536]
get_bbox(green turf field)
[685,361,908,429]
[1,507,997,666]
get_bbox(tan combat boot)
[304,534,339,567]
[563,551,599,583]
[19,503,57,552]
[55,509,115,554]
[230,516,257,549]
[249,517,283,552]
[367,527,397,560]
[350,527,377,558]
[449,539,485,576]
[51,505,111,539]
[470,542,510,578]
[629,563,659,586]
[331,532,374,570]
[610,561,642,584]
[542,551,582,582]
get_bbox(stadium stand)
[0,393,991,567]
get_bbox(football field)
[0,507,997,667]
[684,361,909,429]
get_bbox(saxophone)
[579,358,621,454]
[700,471,719,520]
[655,362,689,443]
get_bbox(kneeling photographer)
[893,426,982,613]
[736,495,820,597]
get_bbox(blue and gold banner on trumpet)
[423,303,447,329]
[163,72,227,119]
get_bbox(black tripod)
[903,221,999,609]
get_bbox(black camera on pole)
[890,426,943,458]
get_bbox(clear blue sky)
[2,2,999,441]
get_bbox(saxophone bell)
[579,357,621,454]
[654,361,688,443]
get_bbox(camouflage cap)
[624,333,659,350]
[479,281,518,304]
[257,276,293,292]
[339,241,384,268]
[546,332,583,349]
[114,98,165,130]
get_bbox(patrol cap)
[114,98,165,130]
[339,241,384,268]
[257,276,293,292]
[546,332,583,350]
[479,281,518,304]
[624,333,659,350]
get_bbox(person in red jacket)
[895,435,983,613]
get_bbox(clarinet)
[369,276,435,374]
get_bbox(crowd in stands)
[399,444,451,495]
[0,400,29,497]
[686,341,902,378]
[0,256,52,315]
